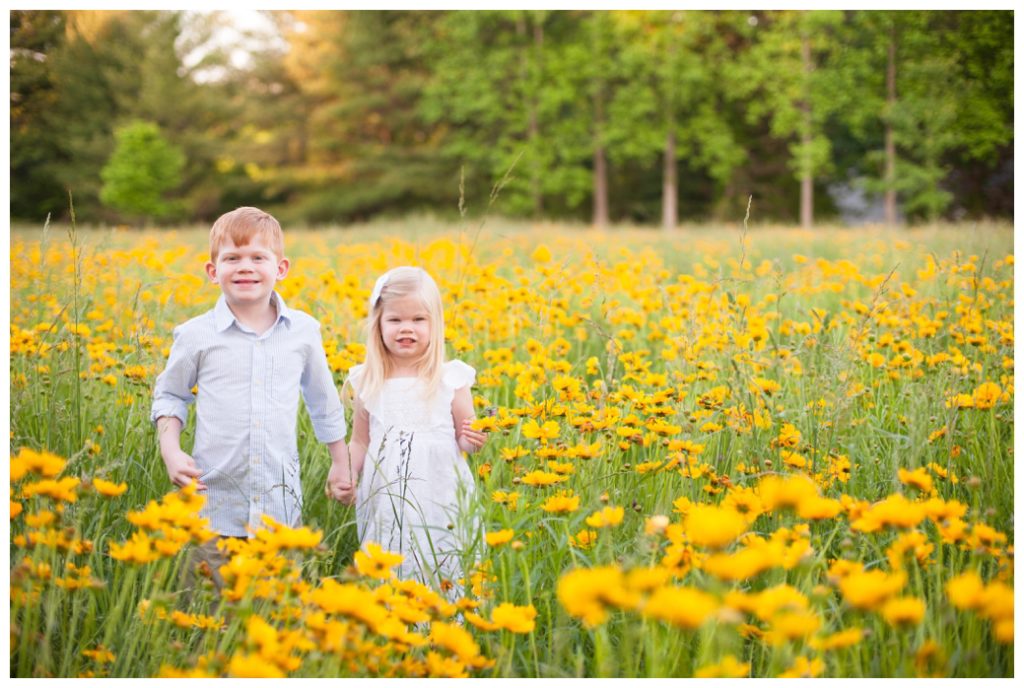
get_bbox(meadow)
[9,219,1014,677]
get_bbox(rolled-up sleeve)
[300,325,347,443]
[151,325,198,427]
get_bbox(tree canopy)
[10,9,1013,226]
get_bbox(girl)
[338,266,487,594]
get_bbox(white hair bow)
[368,271,391,312]
[368,266,432,311]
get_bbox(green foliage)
[10,10,68,221]
[8,9,1015,225]
[100,120,185,221]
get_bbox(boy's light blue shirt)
[151,291,346,536]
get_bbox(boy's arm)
[156,416,206,490]
[452,385,487,454]
[299,325,347,445]
[151,326,205,489]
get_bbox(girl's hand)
[458,418,488,453]
[326,461,357,505]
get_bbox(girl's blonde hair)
[349,266,446,407]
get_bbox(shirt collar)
[214,291,293,333]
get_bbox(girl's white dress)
[348,360,480,592]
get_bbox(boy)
[151,207,356,589]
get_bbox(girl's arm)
[347,397,370,476]
[452,385,487,454]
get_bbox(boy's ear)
[276,257,290,281]
[205,261,218,283]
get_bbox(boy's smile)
[206,237,289,310]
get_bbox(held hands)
[326,461,357,505]
[163,450,207,491]
[458,418,488,454]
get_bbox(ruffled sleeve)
[346,363,366,398]
[443,359,476,390]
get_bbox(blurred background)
[9,9,1013,229]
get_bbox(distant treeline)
[11,10,1013,228]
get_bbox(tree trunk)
[593,90,609,231]
[799,35,813,230]
[594,144,608,231]
[662,129,677,231]
[884,27,898,226]
[591,16,609,231]
[516,13,543,218]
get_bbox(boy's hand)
[163,450,206,491]
[458,418,488,453]
[326,462,356,505]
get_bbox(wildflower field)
[9,220,1014,678]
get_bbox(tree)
[282,10,450,223]
[10,10,68,221]
[100,120,185,222]
[831,11,1012,223]
[608,11,744,229]
[730,10,843,228]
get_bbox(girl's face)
[379,294,431,365]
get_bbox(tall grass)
[9,221,1013,677]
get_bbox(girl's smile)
[380,295,431,361]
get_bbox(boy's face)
[380,294,431,364]
[205,235,289,309]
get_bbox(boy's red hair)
[209,207,284,261]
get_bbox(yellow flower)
[972,382,1001,409]
[945,571,984,610]
[10,447,67,481]
[429,621,487,666]
[898,467,934,494]
[354,543,404,580]
[838,569,906,610]
[642,586,718,629]
[585,506,624,529]
[539,490,579,513]
[485,529,515,547]
[813,627,863,651]
[683,504,747,549]
[470,416,498,433]
[519,470,568,487]
[749,377,781,396]
[21,476,80,503]
[80,646,115,664]
[945,393,974,409]
[695,654,750,678]
[757,474,819,513]
[568,529,598,549]
[109,531,162,564]
[227,652,285,678]
[531,244,553,263]
[491,603,537,633]
[522,419,560,441]
[92,478,128,497]
[557,566,639,627]
[881,596,926,626]
[778,656,824,678]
